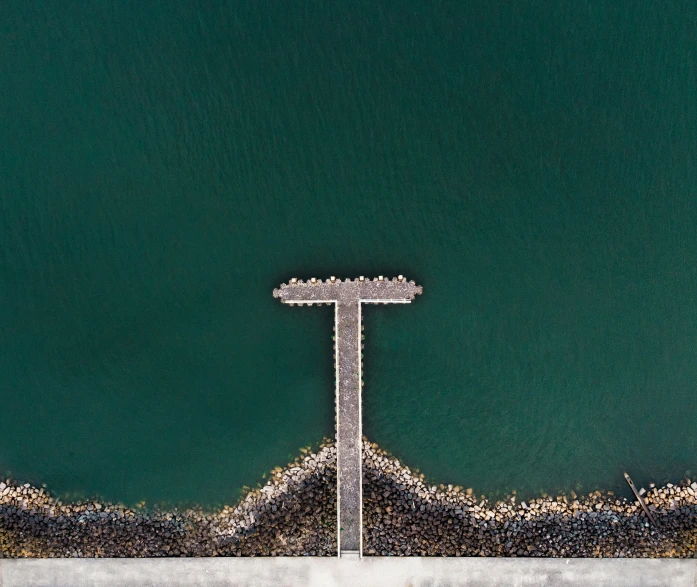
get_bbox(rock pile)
[0,444,337,557]
[362,443,697,557]
[2,440,696,558]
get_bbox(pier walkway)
[273,276,423,557]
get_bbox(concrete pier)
[273,276,423,556]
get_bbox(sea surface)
[1,1,696,507]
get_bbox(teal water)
[1,1,696,506]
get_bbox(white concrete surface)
[1,557,695,587]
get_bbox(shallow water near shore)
[1,0,696,507]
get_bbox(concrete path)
[2,557,695,587]
[335,299,362,553]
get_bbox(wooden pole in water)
[624,472,658,527]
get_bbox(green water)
[1,1,696,506]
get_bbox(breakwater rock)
[0,445,337,557]
[362,443,697,557]
[1,441,696,557]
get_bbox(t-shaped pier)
[273,276,423,557]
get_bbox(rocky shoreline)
[1,441,696,558]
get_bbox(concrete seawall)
[2,557,696,587]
